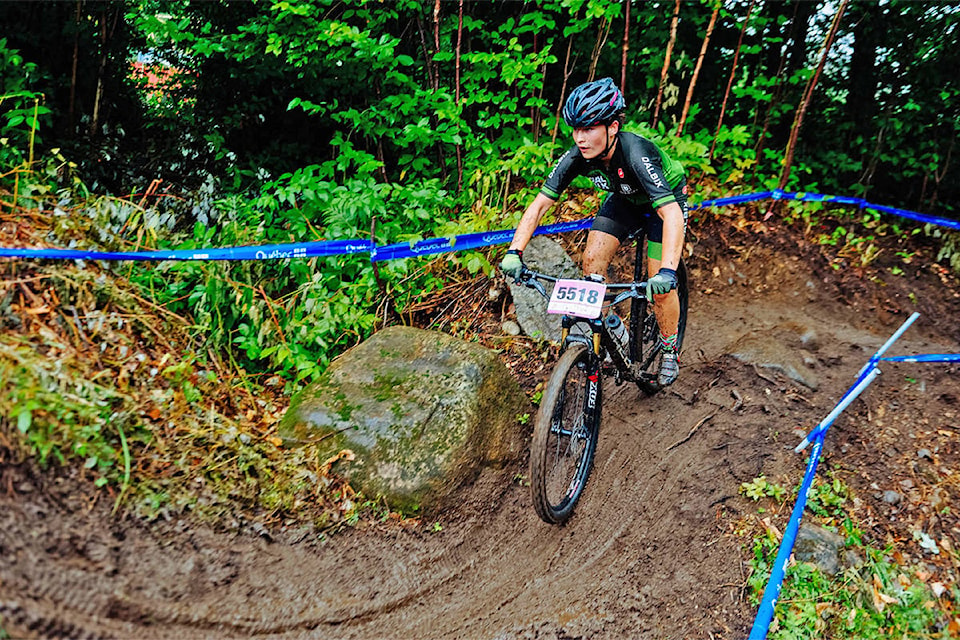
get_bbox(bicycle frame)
[514,260,653,387]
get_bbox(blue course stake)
[748,312,919,640]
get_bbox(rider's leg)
[647,251,680,337]
[582,229,621,280]
[647,245,680,386]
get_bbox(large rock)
[507,235,581,343]
[278,326,530,511]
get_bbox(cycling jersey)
[540,132,685,209]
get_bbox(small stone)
[899,478,915,490]
[794,523,845,576]
[501,320,521,336]
[882,490,902,505]
[238,433,252,445]
[918,448,933,460]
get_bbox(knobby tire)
[530,344,600,524]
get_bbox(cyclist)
[500,77,689,387]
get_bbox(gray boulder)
[507,235,581,343]
[277,325,530,511]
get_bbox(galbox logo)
[256,246,308,260]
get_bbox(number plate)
[546,279,606,319]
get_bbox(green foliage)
[1,345,148,488]
[740,475,788,503]
[0,38,53,172]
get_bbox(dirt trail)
[3,226,960,639]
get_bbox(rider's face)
[573,121,618,160]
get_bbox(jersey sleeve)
[540,147,583,200]
[625,138,679,209]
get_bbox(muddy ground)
[2,209,960,639]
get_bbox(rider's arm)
[656,201,685,271]
[509,193,556,253]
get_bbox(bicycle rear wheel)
[631,258,689,395]
[530,344,601,524]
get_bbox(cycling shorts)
[590,182,689,260]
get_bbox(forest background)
[3,0,959,385]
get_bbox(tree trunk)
[552,36,575,144]
[677,0,720,137]
[89,8,107,137]
[777,0,849,194]
[711,0,755,160]
[587,17,612,82]
[454,0,464,192]
[68,0,81,136]
[620,0,631,93]
[653,0,681,128]
[754,1,808,182]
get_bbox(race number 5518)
[546,279,606,319]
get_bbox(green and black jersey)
[540,132,685,209]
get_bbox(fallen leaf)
[267,436,283,447]
[320,449,356,474]
[25,305,51,315]
[761,517,782,542]
[147,408,161,420]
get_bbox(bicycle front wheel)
[530,344,601,524]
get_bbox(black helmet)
[562,77,625,128]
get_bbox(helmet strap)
[600,123,619,162]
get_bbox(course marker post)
[748,312,919,640]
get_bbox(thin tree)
[551,36,576,144]
[677,0,721,137]
[710,0,755,160]
[777,0,849,193]
[754,0,809,183]
[587,15,613,82]
[653,0,681,128]
[620,0,631,93]
[68,0,81,135]
[454,0,464,192]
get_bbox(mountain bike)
[513,248,688,524]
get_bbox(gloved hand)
[500,249,525,280]
[646,267,677,300]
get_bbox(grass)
[741,475,956,639]
[0,259,390,533]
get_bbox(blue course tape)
[0,239,374,262]
[881,353,960,363]
[372,218,591,262]
[1,191,958,262]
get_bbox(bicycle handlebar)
[513,266,649,307]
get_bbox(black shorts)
[591,182,690,245]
